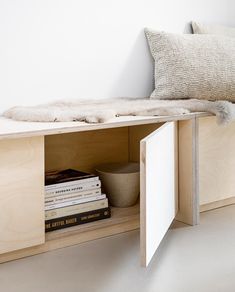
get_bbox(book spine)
[45,194,106,211]
[45,198,108,220]
[45,188,101,204]
[45,207,111,232]
[45,176,99,190]
[45,180,101,197]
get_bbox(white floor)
[1,205,235,292]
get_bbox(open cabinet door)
[140,122,178,267]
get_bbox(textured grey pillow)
[192,21,235,37]
[145,28,235,101]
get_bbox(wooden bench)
[0,112,234,266]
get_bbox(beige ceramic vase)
[96,162,140,207]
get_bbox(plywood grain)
[0,137,45,254]
[199,117,235,205]
[45,127,129,172]
[128,123,163,162]
[177,118,199,225]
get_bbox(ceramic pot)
[96,162,140,207]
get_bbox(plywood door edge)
[175,122,179,215]
[140,140,147,266]
[192,117,200,224]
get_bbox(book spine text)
[45,188,101,204]
[45,180,101,197]
[45,176,99,190]
[45,207,111,232]
[45,198,108,220]
[45,194,106,210]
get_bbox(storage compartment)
[43,124,163,239]
[44,122,178,267]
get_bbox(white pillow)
[145,28,235,101]
[192,21,235,37]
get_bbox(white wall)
[0,0,234,112]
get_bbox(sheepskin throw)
[3,98,235,125]
[145,28,235,101]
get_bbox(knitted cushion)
[145,28,235,101]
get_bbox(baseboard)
[200,197,235,212]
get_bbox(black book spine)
[45,207,111,232]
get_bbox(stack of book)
[45,169,111,232]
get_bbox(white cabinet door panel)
[140,122,178,267]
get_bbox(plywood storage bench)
[0,113,234,267]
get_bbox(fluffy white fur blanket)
[3,98,235,125]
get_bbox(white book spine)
[45,176,99,190]
[45,188,102,204]
[45,198,108,220]
[45,194,106,211]
[45,180,101,197]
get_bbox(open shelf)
[46,204,140,241]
